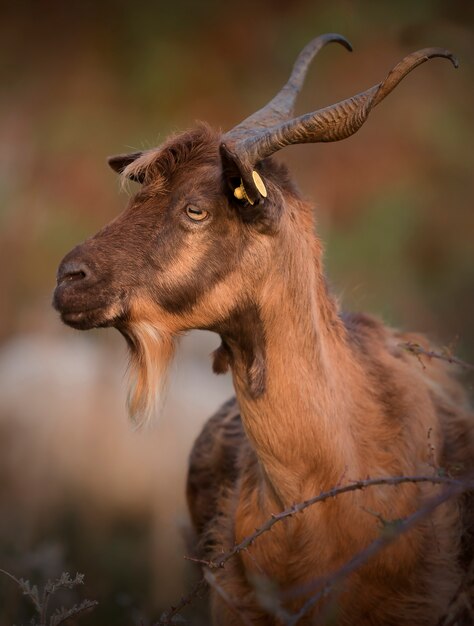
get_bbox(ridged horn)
[221,39,458,204]
[231,34,352,134]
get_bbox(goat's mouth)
[59,305,119,330]
[53,289,126,331]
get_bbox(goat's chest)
[233,474,337,589]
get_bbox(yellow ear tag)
[233,171,267,205]
[252,170,267,198]
[234,181,254,205]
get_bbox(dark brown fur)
[211,303,267,398]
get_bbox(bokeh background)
[0,1,473,624]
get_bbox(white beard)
[125,321,176,426]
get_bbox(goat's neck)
[219,228,360,504]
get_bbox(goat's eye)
[185,205,209,222]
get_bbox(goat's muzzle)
[53,246,122,330]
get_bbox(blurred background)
[0,0,473,624]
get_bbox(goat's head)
[53,34,457,422]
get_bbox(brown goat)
[53,35,474,624]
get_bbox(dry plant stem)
[51,600,99,626]
[41,587,52,626]
[203,474,470,569]
[156,578,208,625]
[159,474,473,624]
[401,342,474,372]
[0,570,97,626]
[0,567,23,587]
[0,568,41,613]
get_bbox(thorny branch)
[156,473,474,624]
[157,578,208,625]
[192,475,469,570]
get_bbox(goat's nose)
[57,259,92,286]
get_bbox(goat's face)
[53,126,291,420]
[53,127,285,338]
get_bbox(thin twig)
[52,599,99,626]
[156,578,208,625]
[0,568,42,613]
[207,474,470,570]
[400,341,474,371]
[183,555,214,567]
[41,583,54,626]
[0,568,21,587]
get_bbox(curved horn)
[231,33,352,134]
[222,44,458,204]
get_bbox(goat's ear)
[220,145,245,200]
[220,149,280,233]
[107,152,144,182]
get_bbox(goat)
[53,34,474,625]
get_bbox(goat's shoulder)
[343,311,465,397]
[343,311,474,469]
